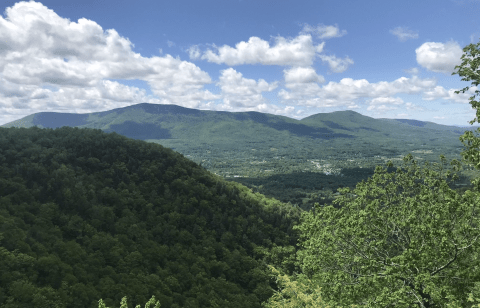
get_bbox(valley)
[150,132,480,210]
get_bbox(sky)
[1,0,480,127]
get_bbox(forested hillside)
[0,126,301,308]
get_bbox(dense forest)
[0,125,479,308]
[0,126,302,308]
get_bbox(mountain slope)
[1,103,469,145]
[0,126,301,308]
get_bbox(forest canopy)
[0,126,301,308]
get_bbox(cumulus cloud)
[369,96,405,106]
[0,0,219,123]
[278,74,453,110]
[284,67,325,84]
[192,35,324,67]
[215,68,278,108]
[422,85,478,103]
[416,40,465,75]
[189,22,353,75]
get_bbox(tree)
[261,265,359,308]
[296,154,480,307]
[264,39,480,308]
[452,39,480,191]
[98,295,160,308]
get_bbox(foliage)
[262,265,480,308]
[261,265,359,308]
[98,295,160,308]
[296,153,480,307]
[0,126,301,307]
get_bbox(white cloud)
[189,23,353,74]
[368,96,405,106]
[317,54,354,74]
[193,34,324,67]
[422,84,478,103]
[204,98,301,119]
[215,68,278,108]
[415,40,465,75]
[277,73,468,113]
[0,0,222,124]
[390,26,419,42]
[187,45,202,59]
[299,23,348,40]
[284,67,325,84]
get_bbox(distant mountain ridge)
[0,102,470,140]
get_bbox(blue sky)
[1,0,480,127]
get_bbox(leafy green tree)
[264,39,480,308]
[262,265,359,308]
[98,295,160,308]
[296,153,480,307]
[453,39,480,190]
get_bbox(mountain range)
[1,102,472,140]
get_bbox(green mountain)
[0,126,301,308]
[0,103,469,145]
[1,102,477,211]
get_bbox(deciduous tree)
[296,153,480,307]
[263,39,480,308]
[98,295,160,308]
